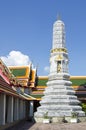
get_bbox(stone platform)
[3,120,86,130]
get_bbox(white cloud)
[1,50,31,66]
[44,66,50,73]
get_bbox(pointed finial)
[57,13,61,20]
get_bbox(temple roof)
[0,59,31,100]
[9,66,30,87]
[9,65,30,78]
[9,65,37,88]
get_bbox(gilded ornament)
[55,55,63,61]
[51,48,67,53]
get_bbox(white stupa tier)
[34,18,85,121]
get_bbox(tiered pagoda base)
[34,73,85,123]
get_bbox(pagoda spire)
[52,16,65,49]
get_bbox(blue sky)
[0,0,86,76]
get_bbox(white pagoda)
[34,17,85,122]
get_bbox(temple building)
[0,59,28,127]
[0,17,86,127]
